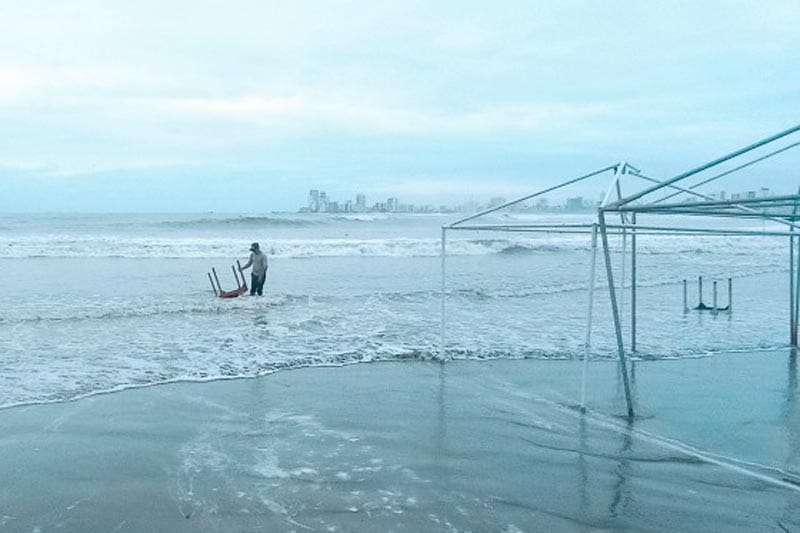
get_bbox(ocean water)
[0,212,794,409]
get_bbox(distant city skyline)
[298,189,603,214]
[297,185,783,215]
[302,189,425,214]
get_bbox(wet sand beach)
[1,351,798,532]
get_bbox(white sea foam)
[0,233,789,259]
[0,213,793,410]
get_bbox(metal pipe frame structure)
[441,163,636,414]
[450,223,800,238]
[598,124,800,417]
[604,123,800,211]
[441,164,624,362]
[580,223,599,412]
[440,123,800,418]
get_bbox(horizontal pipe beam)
[603,224,799,237]
[610,193,800,212]
[606,123,800,209]
[449,223,800,237]
[627,172,800,230]
[625,209,800,218]
[448,165,618,227]
[449,223,597,230]
[651,140,800,206]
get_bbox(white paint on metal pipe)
[606,123,800,209]
[792,236,796,344]
[440,227,447,360]
[449,165,618,227]
[599,211,634,417]
[794,238,800,346]
[629,169,800,230]
[649,141,800,207]
[631,213,637,352]
[793,235,800,346]
[580,224,599,411]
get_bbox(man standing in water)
[240,242,268,296]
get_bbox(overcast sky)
[0,1,798,212]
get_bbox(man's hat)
[250,242,260,251]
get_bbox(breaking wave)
[1,234,786,259]
[157,216,320,228]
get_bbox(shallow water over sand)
[1,355,798,532]
[0,212,794,408]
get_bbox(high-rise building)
[387,197,398,212]
[566,196,585,210]
[488,197,507,209]
[319,192,329,212]
[355,193,366,212]
[308,189,320,212]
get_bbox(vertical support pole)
[793,196,800,345]
[683,280,688,313]
[208,273,218,296]
[631,212,637,353]
[599,211,634,418]
[615,178,627,332]
[795,237,800,345]
[440,227,447,360]
[727,278,732,313]
[791,235,795,345]
[580,223,599,411]
[698,276,703,306]
[620,228,627,324]
[712,281,718,315]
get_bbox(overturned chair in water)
[683,276,732,314]
[208,260,248,298]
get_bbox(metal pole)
[698,276,703,307]
[450,164,618,227]
[616,177,626,324]
[440,227,447,360]
[599,210,634,417]
[792,235,796,345]
[792,196,800,344]
[620,228,627,325]
[795,239,800,346]
[208,273,218,296]
[727,278,732,313]
[580,223,599,411]
[642,141,800,207]
[629,169,800,231]
[712,281,718,315]
[456,222,800,238]
[605,123,800,209]
[683,280,688,313]
[631,212,637,352]
[212,267,223,293]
